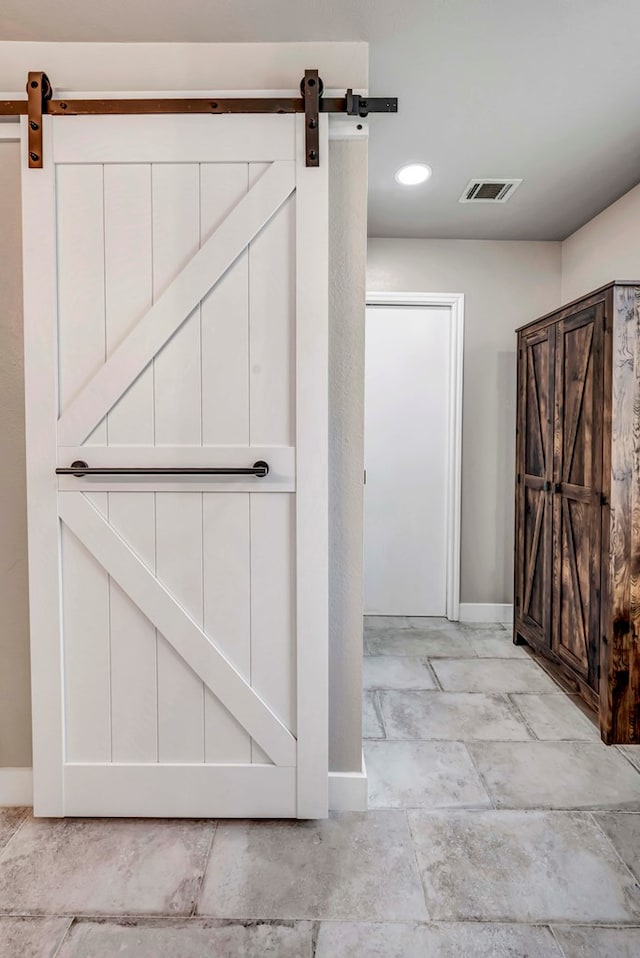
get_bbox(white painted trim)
[365,291,464,622]
[0,123,19,140]
[0,767,33,806]
[329,115,368,142]
[21,115,65,817]
[0,87,365,101]
[64,764,296,818]
[328,752,368,811]
[295,113,329,819]
[459,603,514,625]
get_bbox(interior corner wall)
[367,238,562,606]
[561,182,640,304]
[0,41,367,776]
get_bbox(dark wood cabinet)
[515,282,640,742]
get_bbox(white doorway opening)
[364,292,464,620]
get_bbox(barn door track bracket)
[301,69,321,167]
[26,71,52,168]
[2,69,398,169]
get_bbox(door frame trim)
[365,291,464,621]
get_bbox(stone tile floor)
[1,617,640,955]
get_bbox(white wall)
[0,140,32,767]
[561,181,640,303]
[329,140,367,772]
[367,239,562,606]
[0,41,367,777]
[0,41,366,91]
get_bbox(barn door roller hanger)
[1,69,398,170]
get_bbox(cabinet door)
[516,326,554,646]
[552,305,604,696]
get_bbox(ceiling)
[2,0,640,240]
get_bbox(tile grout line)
[614,746,640,777]
[372,690,388,739]
[310,919,321,957]
[50,916,76,958]
[3,913,640,930]
[0,811,31,864]
[403,807,432,921]
[3,915,637,927]
[425,658,443,690]
[461,742,496,810]
[190,821,218,917]
[585,810,640,889]
[547,922,571,958]
[505,692,539,740]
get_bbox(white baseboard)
[459,603,513,625]
[0,767,33,806]
[1,764,369,814]
[328,753,368,811]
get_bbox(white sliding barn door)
[21,111,328,818]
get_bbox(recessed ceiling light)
[395,163,432,186]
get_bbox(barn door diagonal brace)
[3,70,398,169]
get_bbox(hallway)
[1,617,640,956]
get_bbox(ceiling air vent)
[459,178,523,203]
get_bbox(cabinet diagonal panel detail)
[523,493,545,614]
[562,323,594,484]
[57,160,296,447]
[58,491,296,767]
[527,347,546,474]
[562,497,587,662]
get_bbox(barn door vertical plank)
[199,162,254,762]
[200,162,250,446]
[156,492,205,762]
[152,164,205,762]
[248,161,295,447]
[104,164,155,443]
[103,163,158,763]
[56,162,111,762]
[152,163,202,446]
[248,158,297,766]
[203,494,253,762]
[250,494,296,765]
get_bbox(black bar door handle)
[56,460,270,478]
